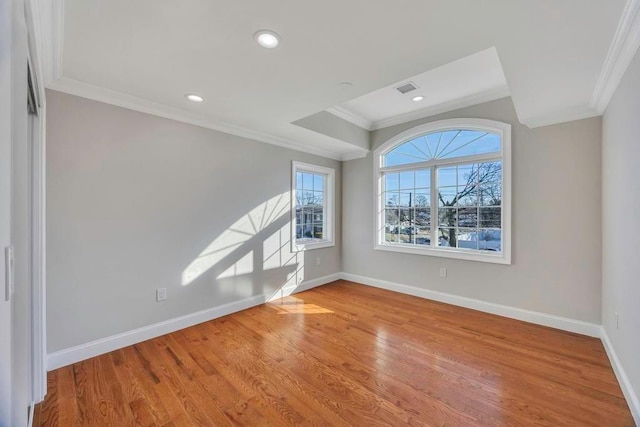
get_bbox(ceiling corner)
[326,106,373,131]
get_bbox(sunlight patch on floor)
[267,296,333,314]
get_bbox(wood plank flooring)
[34,281,634,426]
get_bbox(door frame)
[25,0,47,403]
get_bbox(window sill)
[374,243,511,265]
[294,239,335,252]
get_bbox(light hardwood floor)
[34,281,634,426]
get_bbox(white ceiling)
[45,0,633,160]
[330,48,510,130]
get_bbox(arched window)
[374,118,511,264]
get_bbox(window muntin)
[292,162,335,251]
[375,119,511,264]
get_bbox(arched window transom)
[383,130,501,167]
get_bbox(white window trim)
[373,118,512,265]
[291,161,335,251]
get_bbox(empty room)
[2,0,640,425]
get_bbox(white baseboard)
[339,272,602,337]
[600,328,640,425]
[47,273,340,370]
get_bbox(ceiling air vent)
[395,82,419,94]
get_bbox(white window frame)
[292,161,335,251]
[373,118,511,264]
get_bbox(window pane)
[312,208,323,223]
[438,207,457,228]
[438,167,457,187]
[313,225,323,239]
[296,172,304,190]
[479,183,502,206]
[399,171,414,190]
[457,228,479,250]
[385,192,399,207]
[416,169,430,189]
[399,192,412,207]
[438,187,456,207]
[399,207,412,223]
[296,190,313,206]
[478,229,501,251]
[313,191,323,207]
[414,191,430,207]
[415,208,430,228]
[457,164,476,186]
[385,173,399,191]
[415,234,431,246]
[458,207,478,228]
[457,185,477,207]
[384,208,399,243]
[383,137,432,166]
[296,225,303,239]
[313,174,323,192]
[398,226,412,244]
[302,173,314,190]
[438,131,500,159]
[480,207,501,228]
[479,161,502,183]
[436,131,465,158]
[438,228,455,247]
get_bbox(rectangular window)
[292,162,335,251]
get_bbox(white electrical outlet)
[156,288,167,302]
[439,267,447,278]
[297,275,303,284]
[316,257,321,266]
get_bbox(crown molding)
[48,77,345,161]
[590,0,640,113]
[521,104,601,129]
[370,86,510,131]
[326,106,373,131]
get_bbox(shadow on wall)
[181,192,306,302]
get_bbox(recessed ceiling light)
[339,82,353,87]
[185,94,204,103]
[412,95,424,102]
[254,30,280,49]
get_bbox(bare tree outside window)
[437,161,502,249]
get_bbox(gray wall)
[602,49,640,402]
[46,90,341,352]
[342,97,602,323]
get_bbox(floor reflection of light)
[267,296,333,314]
[182,192,290,286]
